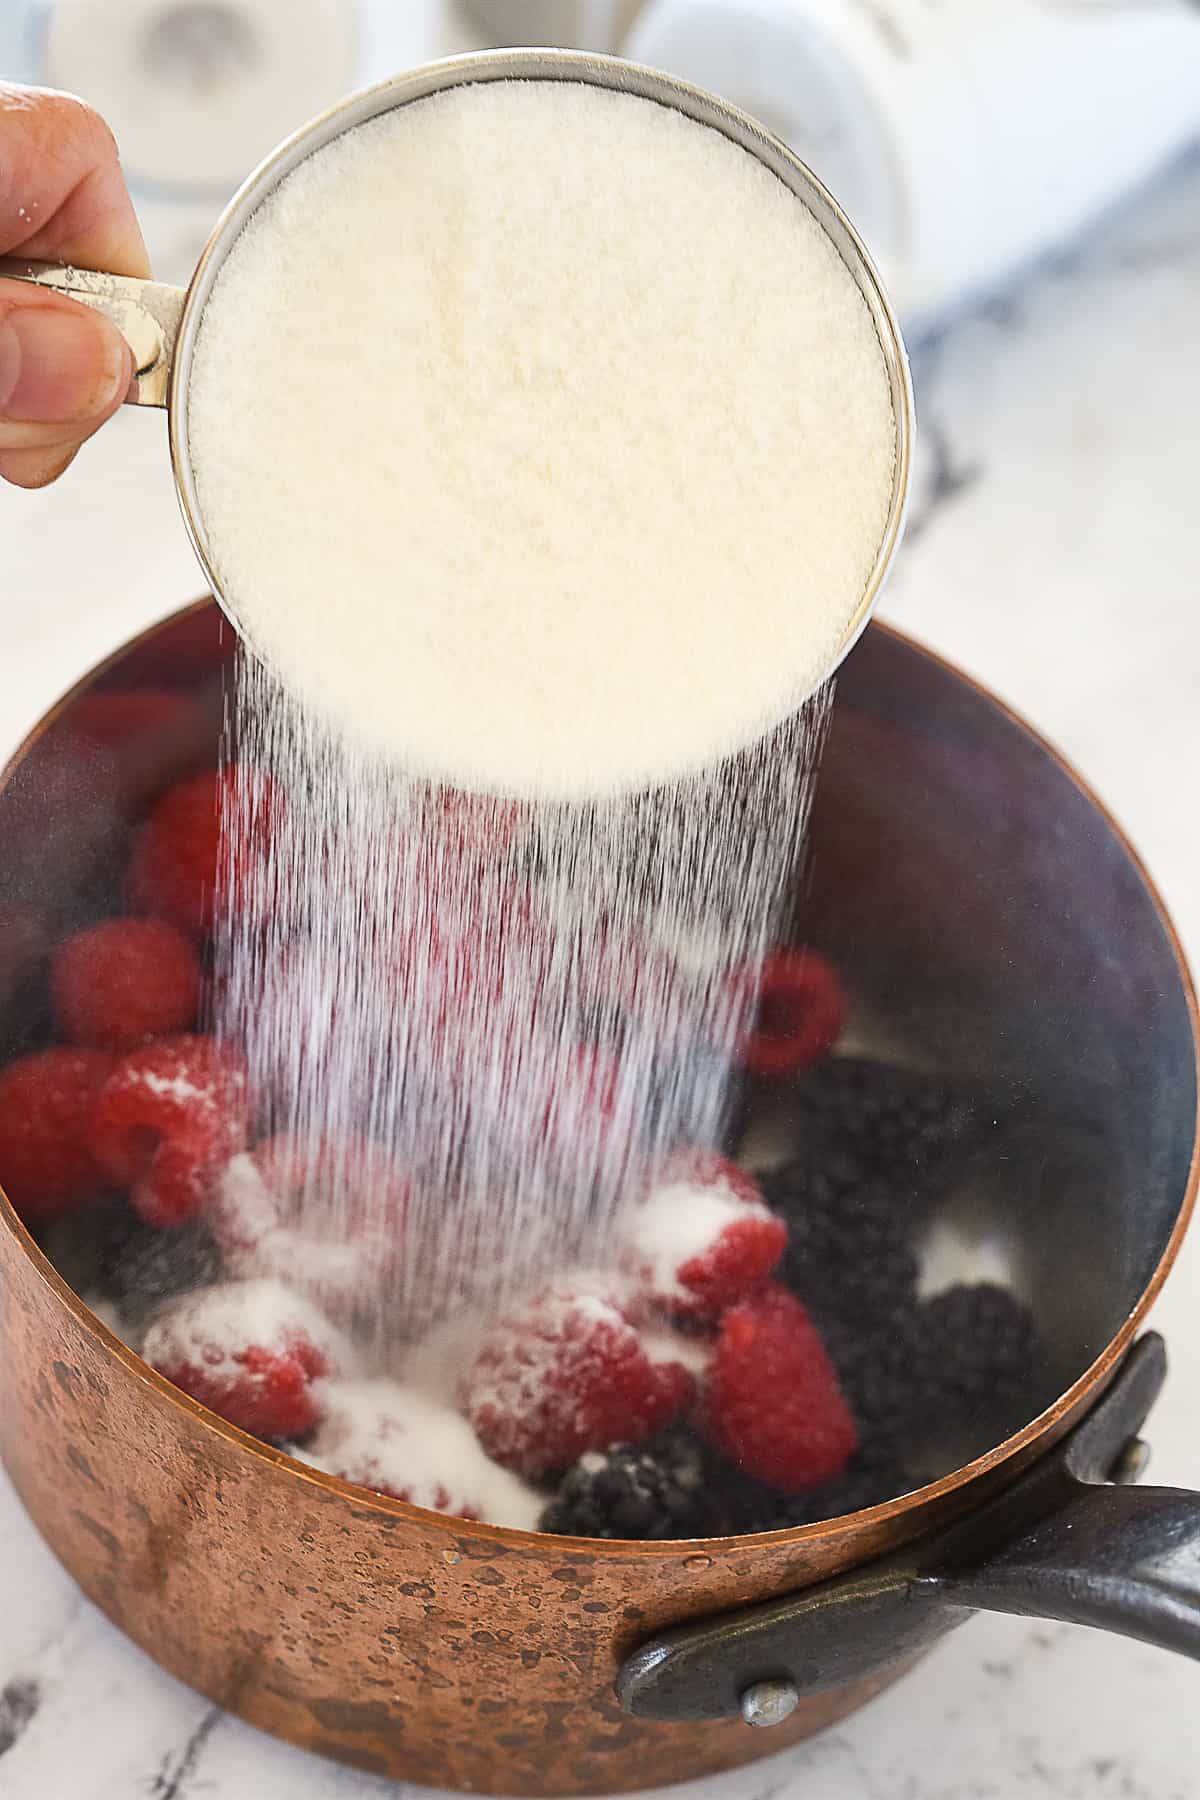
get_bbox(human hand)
[0,85,148,488]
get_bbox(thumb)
[0,289,131,427]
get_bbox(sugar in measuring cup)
[0,50,914,799]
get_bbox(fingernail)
[0,306,131,423]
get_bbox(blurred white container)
[627,0,1200,334]
[19,0,356,279]
[462,1,646,49]
[37,0,358,195]
[17,0,469,282]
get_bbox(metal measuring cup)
[0,49,914,679]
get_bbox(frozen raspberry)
[127,765,275,938]
[52,916,203,1051]
[733,949,845,1079]
[90,1034,250,1228]
[464,1279,695,1479]
[704,1283,857,1493]
[143,1278,353,1441]
[211,1136,410,1323]
[0,1048,114,1222]
[302,1379,541,1527]
[623,1152,787,1321]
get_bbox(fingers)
[0,284,133,487]
[0,290,131,421]
[0,85,150,277]
[0,445,81,490]
[0,84,146,485]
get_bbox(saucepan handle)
[617,1336,1200,1726]
[931,1477,1200,1658]
[0,257,186,408]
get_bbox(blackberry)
[97,1213,222,1330]
[822,1284,1037,1475]
[789,1447,911,1525]
[39,1195,137,1298]
[821,1311,920,1449]
[907,1283,1041,1439]
[791,1057,978,1183]
[762,1144,920,1336]
[541,1427,713,1541]
[715,1442,908,1535]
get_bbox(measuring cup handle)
[0,258,186,409]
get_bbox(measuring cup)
[0,48,914,681]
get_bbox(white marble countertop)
[3,23,1200,1800]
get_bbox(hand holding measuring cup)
[0,85,146,489]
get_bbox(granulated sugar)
[300,1378,542,1530]
[189,79,896,800]
[216,675,831,1336]
[212,1151,385,1326]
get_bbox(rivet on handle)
[1109,1438,1152,1486]
[740,1680,800,1728]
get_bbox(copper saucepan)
[1,607,1198,1796]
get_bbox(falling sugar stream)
[214,651,832,1350]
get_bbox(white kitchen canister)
[462,2,648,49]
[627,0,1200,334]
[36,0,359,195]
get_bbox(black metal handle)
[618,1336,1200,1723]
[931,1480,1200,1657]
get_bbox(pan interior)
[0,610,1193,1504]
[788,628,1196,1472]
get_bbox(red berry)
[142,1278,352,1440]
[127,765,275,939]
[0,1048,114,1222]
[52,916,203,1051]
[464,1280,694,1479]
[704,1284,857,1492]
[90,1034,250,1228]
[624,1152,787,1321]
[734,949,845,1079]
